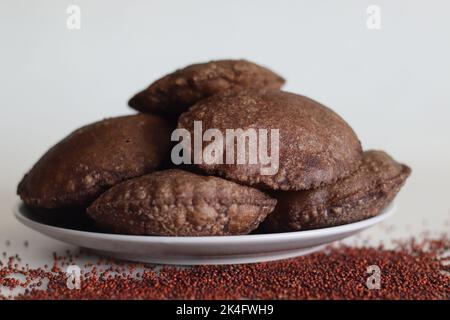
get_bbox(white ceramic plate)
[14,201,396,265]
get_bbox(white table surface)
[0,0,449,282]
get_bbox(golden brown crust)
[128,59,285,119]
[17,114,174,209]
[177,90,363,190]
[87,169,277,236]
[260,150,411,232]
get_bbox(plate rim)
[14,201,396,244]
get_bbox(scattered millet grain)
[0,237,448,300]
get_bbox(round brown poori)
[260,150,411,232]
[177,89,363,191]
[128,59,285,119]
[17,114,173,209]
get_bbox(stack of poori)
[17,60,411,236]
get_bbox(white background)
[0,0,449,266]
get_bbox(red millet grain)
[0,237,448,300]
